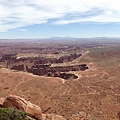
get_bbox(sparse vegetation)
[0,41,120,119]
[0,107,27,120]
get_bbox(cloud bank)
[0,0,120,32]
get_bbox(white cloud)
[17,28,28,31]
[0,0,120,32]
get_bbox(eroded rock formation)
[3,95,42,120]
[1,95,66,120]
[27,64,88,79]
[34,53,82,64]
[11,64,24,71]
[1,52,88,80]
[48,72,78,80]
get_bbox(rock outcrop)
[11,64,24,71]
[3,95,42,120]
[48,72,78,80]
[27,64,88,79]
[0,53,81,66]
[1,95,66,120]
[34,53,82,64]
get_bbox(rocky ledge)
[0,95,66,120]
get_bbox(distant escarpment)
[10,64,88,79]
[0,53,89,79]
[34,53,82,64]
[0,53,81,64]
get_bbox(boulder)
[3,95,42,120]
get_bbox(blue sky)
[0,0,120,39]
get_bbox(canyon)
[0,40,120,120]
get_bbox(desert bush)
[0,107,27,120]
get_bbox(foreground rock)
[3,95,42,120]
[1,95,66,120]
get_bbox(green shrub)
[0,107,27,120]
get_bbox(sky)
[0,0,120,39]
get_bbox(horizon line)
[0,37,120,40]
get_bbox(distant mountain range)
[0,37,120,44]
